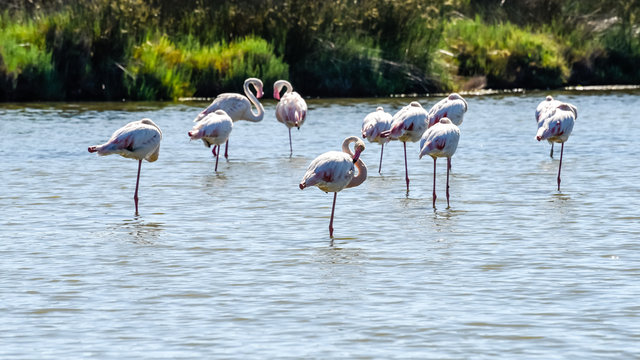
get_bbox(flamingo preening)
[188,110,233,172]
[536,102,577,191]
[361,106,393,173]
[427,93,468,128]
[88,118,162,214]
[535,95,562,158]
[194,78,264,159]
[419,118,460,208]
[299,136,368,238]
[274,80,308,156]
[381,101,428,193]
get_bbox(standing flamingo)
[274,80,308,156]
[194,78,264,159]
[427,93,468,128]
[188,110,233,172]
[535,95,562,158]
[419,118,460,208]
[361,106,393,173]
[381,101,428,193]
[536,102,577,191]
[299,136,368,238]
[88,118,162,214]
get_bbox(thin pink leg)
[134,159,142,215]
[432,157,437,208]
[557,142,564,191]
[224,140,229,159]
[403,142,409,193]
[214,145,220,172]
[288,128,293,157]
[446,157,451,207]
[378,143,384,174]
[329,192,337,238]
[550,143,554,158]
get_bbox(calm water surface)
[1,91,639,359]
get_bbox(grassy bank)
[0,0,639,101]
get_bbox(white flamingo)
[194,78,264,159]
[299,136,367,238]
[536,102,577,191]
[419,118,460,208]
[274,80,307,156]
[188,110,233,172]
[361,106,393,174]
[381,101,428,193]
[535,95,562,158]
[88,118,162,214]
[427,93,468,128]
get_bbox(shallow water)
[1,91,639,358]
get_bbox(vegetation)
[0,0,639,101]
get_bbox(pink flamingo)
[194,78,264,159]
[536,102,577,191]
[427,93,468,128]
[188,110,233,172]
[88,118,162,214]
[535,95,562,158]
[299,136,368,238]
[419,118,460,208]
[274,80,308,156]
[381,101,428,193]
[361,106,393,173]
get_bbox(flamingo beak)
[273,90,280,100]
[352,148,363,163]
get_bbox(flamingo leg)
[446,157,451,208]
[289,128,293,157]
[550,143,554,158]
[134,159,142,215]
[403,142,409,193]
[378,143,384,174]
[214,145,220,172]
[557,142,564,191]
[432,157,437,208]
[224,140,229,159]
[329,192,337,238]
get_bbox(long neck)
[244,81,264,122]
[347,158,367,188]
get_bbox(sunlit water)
[1,91,639,358]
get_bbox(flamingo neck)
[347,158,367,189]
[244,80,264,122]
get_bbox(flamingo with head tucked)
[535,95,562,158]
[536,102,577,191]
[274,80,307,156]
[188,110,233,172]
[195,78,264,159]
[88,118,162,214]
[362,106,393,173]
[427,93,468,128]
[419,118,460,208]
[381,101,428,193]
[299,136,367,238]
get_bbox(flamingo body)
[362,106,393,173]
[427,93,468,128]
[419,118,460,207]
[188,110,233,172]
[535,95,562,157]
[274,80,307,155]
[535,102,577,191]
[88,118,162,214]
[300,136,368,238]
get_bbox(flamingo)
[299,136,368,238]
[419,118,460,208]
[88,118,162,214]
[536,102,577,191]
[381,101,428,193]
[427,93,468,128]
[274,80,308,156]
[188,110,233,172]
[361,106,393,173]
[535,95,562,158]
[194,77,264,159]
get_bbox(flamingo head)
[352,140,366,163]
[273,90,281,100]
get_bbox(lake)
[1,90,639,358]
